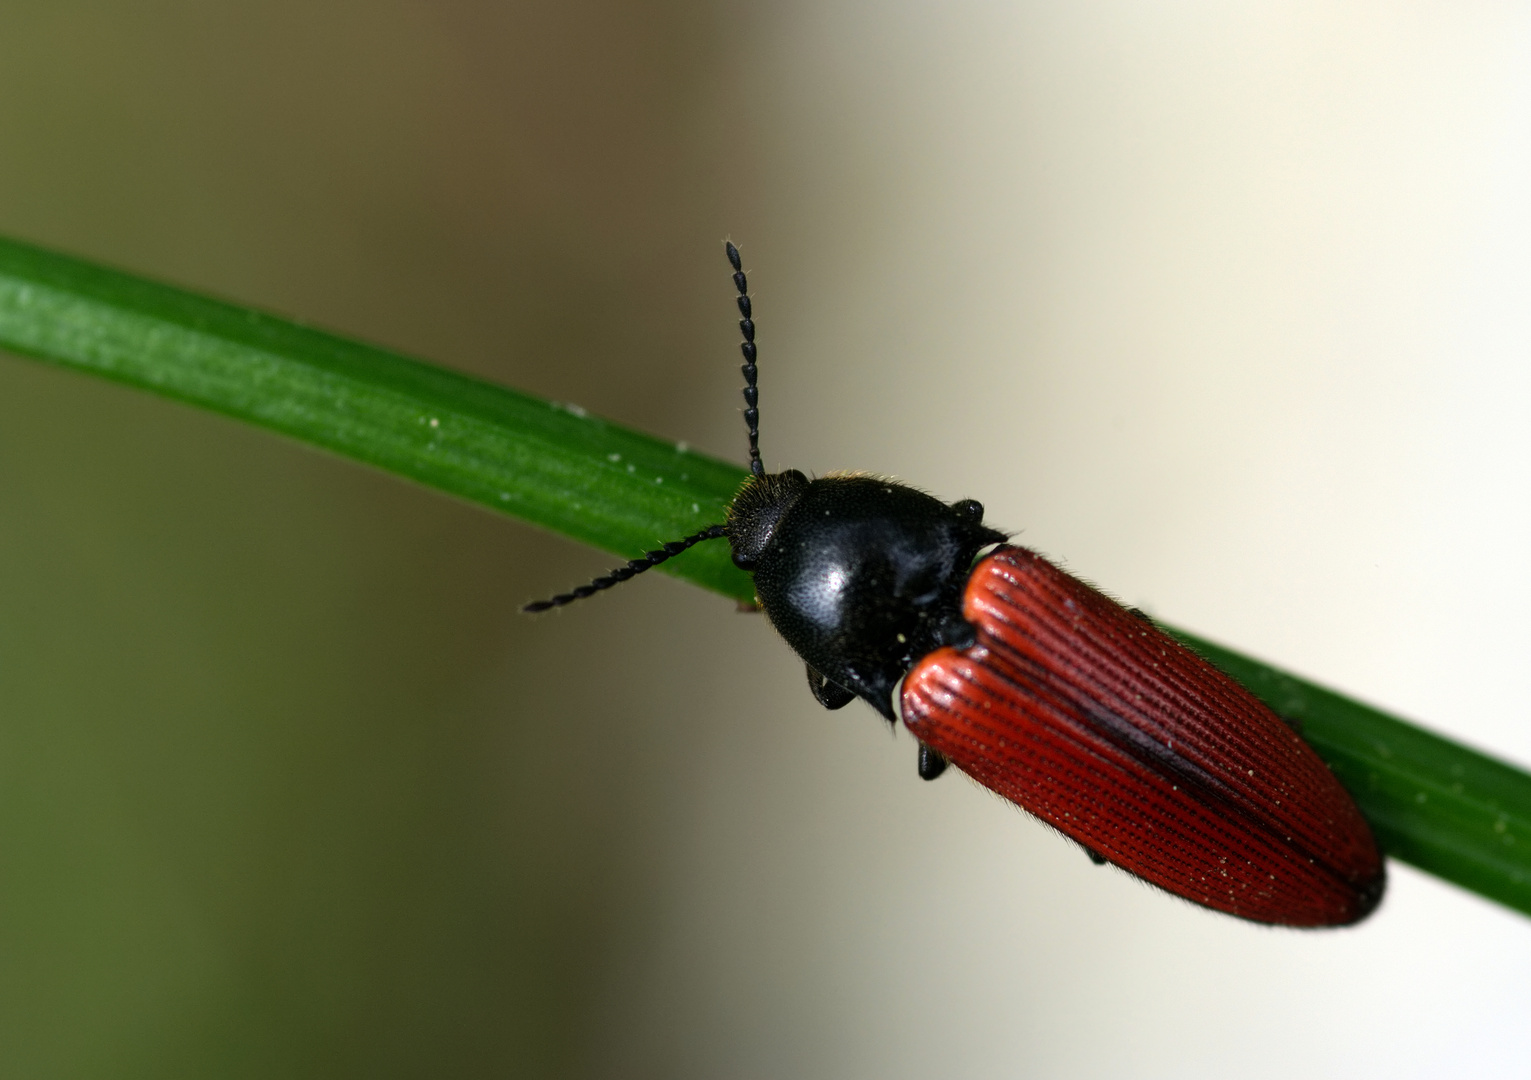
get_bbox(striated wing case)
[901,546,1384,926]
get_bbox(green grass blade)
[1173,633,1531,917]
[1,233,1528,918]
[0,234,755,602]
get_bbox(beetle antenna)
[522,524,728,612]
[726,241,764,478]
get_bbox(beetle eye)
[952,499,985,522]
[732,551,758,571]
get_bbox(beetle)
[526,242,1385,927]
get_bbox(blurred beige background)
[1,1,1529,1076]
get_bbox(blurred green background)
[3,3,1531,1078]
[0,3,769,1074]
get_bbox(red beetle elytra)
[528,243,1384,926]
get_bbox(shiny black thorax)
[726,470,1005,721]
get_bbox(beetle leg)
[917,743,948,781]
[806,665,856,710]
[931,610,977,650]
[950,498,986,522]
[1082,846,1108,866]
[1275,712,1305,735]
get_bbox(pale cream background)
[589,4,1531,1077]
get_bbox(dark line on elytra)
[974,583,1307,828]
[976,647,1356,885]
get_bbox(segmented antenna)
[727,241,764,477]
[522,525,727,612]
[523,244,763,613]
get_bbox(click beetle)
[526,242,1384,927]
